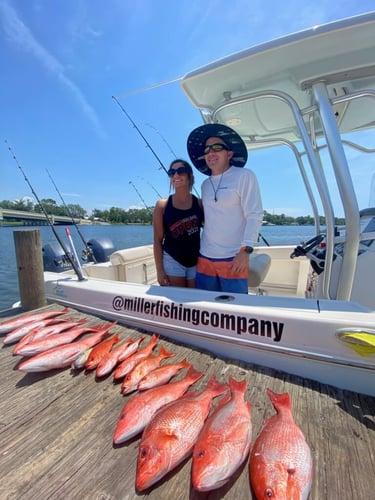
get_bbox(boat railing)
[212,89,336,299]
[210,83,375,302]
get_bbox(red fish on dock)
[95,338,135,378]
[249,389,313,500]
[14,325,101,357]
[135,375,228,491]
[137,358,192,391]
[17,322,116,372]
[84,331,120,371]
[113,334,158,381]
[0,308,69,337]
[192,377,252,492]
[121,346,175,395]
[14,319,87,352]
[113,366,204,445]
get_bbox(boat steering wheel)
[290,234,325,259]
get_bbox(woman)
[153,159,204,287]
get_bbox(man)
[187,123,263,294]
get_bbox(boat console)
[291,208,375,307]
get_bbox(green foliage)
[0,198,88,219]
[262,210,345,226]
[0,200,346,226]
[92,206,153,224]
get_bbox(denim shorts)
[163,251,196,279]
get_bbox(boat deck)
[0,304,374,500]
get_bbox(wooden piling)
[13,230,47,310]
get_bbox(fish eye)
[265,488,274,498]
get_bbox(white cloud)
[0,0,106,138]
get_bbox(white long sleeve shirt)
[200,166,263,259]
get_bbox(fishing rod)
[5,140,86,281]
[45,168,97,263]
[129,181,150,210]
[112,96,169,175]
[112,96,199,196]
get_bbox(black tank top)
[162,195,204,267]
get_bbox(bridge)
[0,208,86,226]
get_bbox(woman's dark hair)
[169,159,195,190]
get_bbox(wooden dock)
[0,304,374,499]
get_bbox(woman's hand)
[158,272,170,286]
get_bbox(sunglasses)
[203,143,229,155]
[167,166,189,177]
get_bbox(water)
[0,224,315,311]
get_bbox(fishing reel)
[82,238,116,263]
[81,248,94,262]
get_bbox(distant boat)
[44,12,375,397]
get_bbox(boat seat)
[109,245,157,284]
[248,253,271,287]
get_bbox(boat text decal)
[112,296,283,342]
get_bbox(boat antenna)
[112,96,169,175]
[5,140,86,281]
[45,168,97,263]
[129,181,150,210]
[146,122,178,158]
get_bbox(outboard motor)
[43,242,75,273]
[85,238,115,263]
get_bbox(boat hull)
[44,272,375,396]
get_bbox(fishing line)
[146,122,178,159]
[45,168,97,263]
[5,140,86,281]
[113,75,182,99]
[137,177,163,198]
[112,96,169,175]
[129,181,150,210]
[112,96,199,196]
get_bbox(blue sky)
[1,0,374,217]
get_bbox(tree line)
[0,198,345,226]
[0,198,153,224]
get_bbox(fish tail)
[206,375,229,396]
[180,358,192,369]
[150,333,159,345]
[159,345,174,358]
[185,366,204,383]
[266,388,291,411]
[229,377,247,393]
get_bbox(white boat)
[44,12,375,396]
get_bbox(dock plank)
[0,305,374,499]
